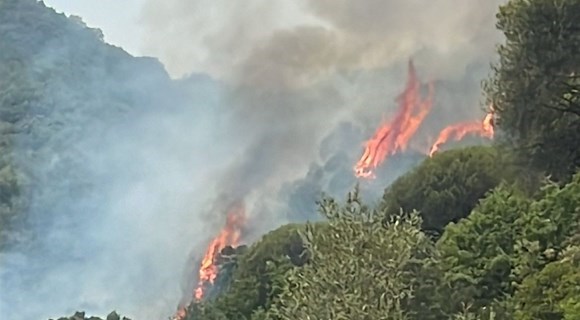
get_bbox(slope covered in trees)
[0,1,224,319]
[178,0,580,319]
[0,0,182,249]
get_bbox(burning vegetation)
[428,105,495,157]
[175,60,497,319]
[174,201,246,320]
[354,61,495,178]
[354,61,434,179]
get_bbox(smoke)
[0,68,231,320]
[141,0,504,82]
[139,0,506,198]
[1,0,508,319]
[139,0,506,309]
[0,2,234,318]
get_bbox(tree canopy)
[485,0,580,182]
[380,146,513,235]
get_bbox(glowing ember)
[428,105,495,157]
[173,201,246,320]
[354,60,434,178]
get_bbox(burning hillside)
[174,201,246,320]
[173,60,497,319]
[354,61,495,178]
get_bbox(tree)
[381,146,513,235]
[437,185,530,311]
[266,190,439,320]
[437,172,580,314]
[512,248,580,320]
[485,0,580,182]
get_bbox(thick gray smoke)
[1,0,506,319]
[140,0,506,212]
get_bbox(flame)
[173,201,246,320]
[195,202,245,299]
[428,105,495,157]
[354,60,434,178]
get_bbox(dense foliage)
[51,311,131,320]
[380,146,512,235]
[267,193,434,320]
[485,0,580,182]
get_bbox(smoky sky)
[139,2,507,305]
[140,0,506,201]
[141,0,504,83]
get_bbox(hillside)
[0,0,224,319]
[0,0,179,248]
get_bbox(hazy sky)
[43,0,145,56]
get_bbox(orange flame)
[173,201,246,320]
[428,105,495,157]
[195,202,245,300]
[354,60,434,178]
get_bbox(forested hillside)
[0,0,224,319]
[0,0,182,248]
[178,0,580,319]
[1,0,579,319]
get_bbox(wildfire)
[173,201,246,320]
[354,60,434,179]
[194,202,245,300]
[428,105,495,157]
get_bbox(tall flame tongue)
[194,202,245,300]
[354,60,434,179]
[428,105,495,157]
[173,201,246,320]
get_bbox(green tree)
[512,246,580,320]
[381,146,513,235]
[266,190,438,320]
[438,172,580,314]
[485,0,580,182]
[437,185,530,311]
